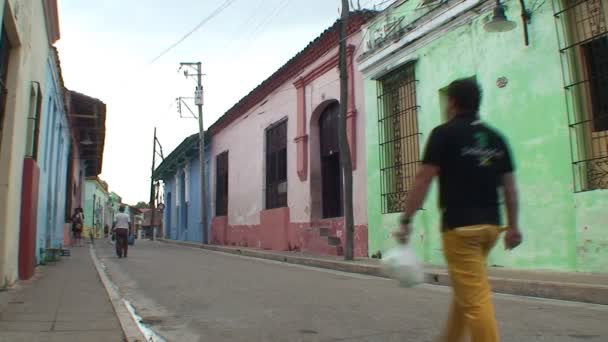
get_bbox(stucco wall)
[162,142,213,243]
[36,52,71,262]
[84,180,109,238]
[0,0,53,286]
[209,31,368,228]
[363,0,608,272]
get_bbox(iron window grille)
[26,83,43,160]
[215,151,229,216]
[265,119,288,210]
[377,62,421,214]
[554,0,608,191]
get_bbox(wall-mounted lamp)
[484,0,531,46]
[484,0,517,32]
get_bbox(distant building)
[154,134,213,243]
[139,208,162,238]
[84,177,111,239]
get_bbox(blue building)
[35,48,71,262]
[153,134,212,243]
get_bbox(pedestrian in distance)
[394,78,523,342]
[112,205,132,258]
[71,207,84,247]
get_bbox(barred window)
[555,0,608,191]
[215,151,229,216]
[265,119,287,209]
[377,63,421,213]
[25,84,43,161]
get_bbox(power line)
[224,0,267,52]
[239,0,292,54]
[149,0,238,64]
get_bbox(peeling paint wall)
[363,0,608,273]
[0,0,54,285]
[162,141,213,244]
[574,191,608,272]
[207,28,370,256]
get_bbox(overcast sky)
[56,0,387,204]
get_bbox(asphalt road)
[95,240,608,342]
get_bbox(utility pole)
[180,62,207,244]
[149,127,157,240]
[338,0,355,260]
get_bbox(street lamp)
[484,0,531,46]
[484,0,516,32]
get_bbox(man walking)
[113,205,131,258]
[395,79,522,342]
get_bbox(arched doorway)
[319,102,343,218]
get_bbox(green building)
[360,0,607,273]
[84,177,111,239]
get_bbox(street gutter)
[89,246,148,342]
[158,239,608,306]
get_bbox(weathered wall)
[0,0,52,286]
[209,30,369,256]
[83,179,109,238]
[162,141,213,243]
[574,191,608,272]
[36,52,70,262]
[363,0,607,272]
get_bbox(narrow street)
[95,240,608,342]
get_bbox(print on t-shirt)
[461,131,505,167]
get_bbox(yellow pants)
[441,225,506,342]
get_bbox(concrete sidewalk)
[0,245,125,342]
[159,239,608,305]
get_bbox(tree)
[338,0,355,260]
[135,201,150,209]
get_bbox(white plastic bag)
[381,244,424,288]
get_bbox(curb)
[158,239,608,305]
[89,246,148,342]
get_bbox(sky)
[56,0,389,204]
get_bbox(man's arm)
[503,173,519,229]
[404,165,438,220]
[394,164,438,243]
[502,173,522,249]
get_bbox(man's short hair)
[119,205,126,213]
[447,78,482,113]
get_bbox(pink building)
[209,12,374,257]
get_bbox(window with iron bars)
[554,0,608,191]
[25,83,43,161]
[377,62,421,213]
[215,151,229,216]
[265,119,288,209]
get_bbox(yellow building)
[0,0,60,286]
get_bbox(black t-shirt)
[422,115,514,230]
